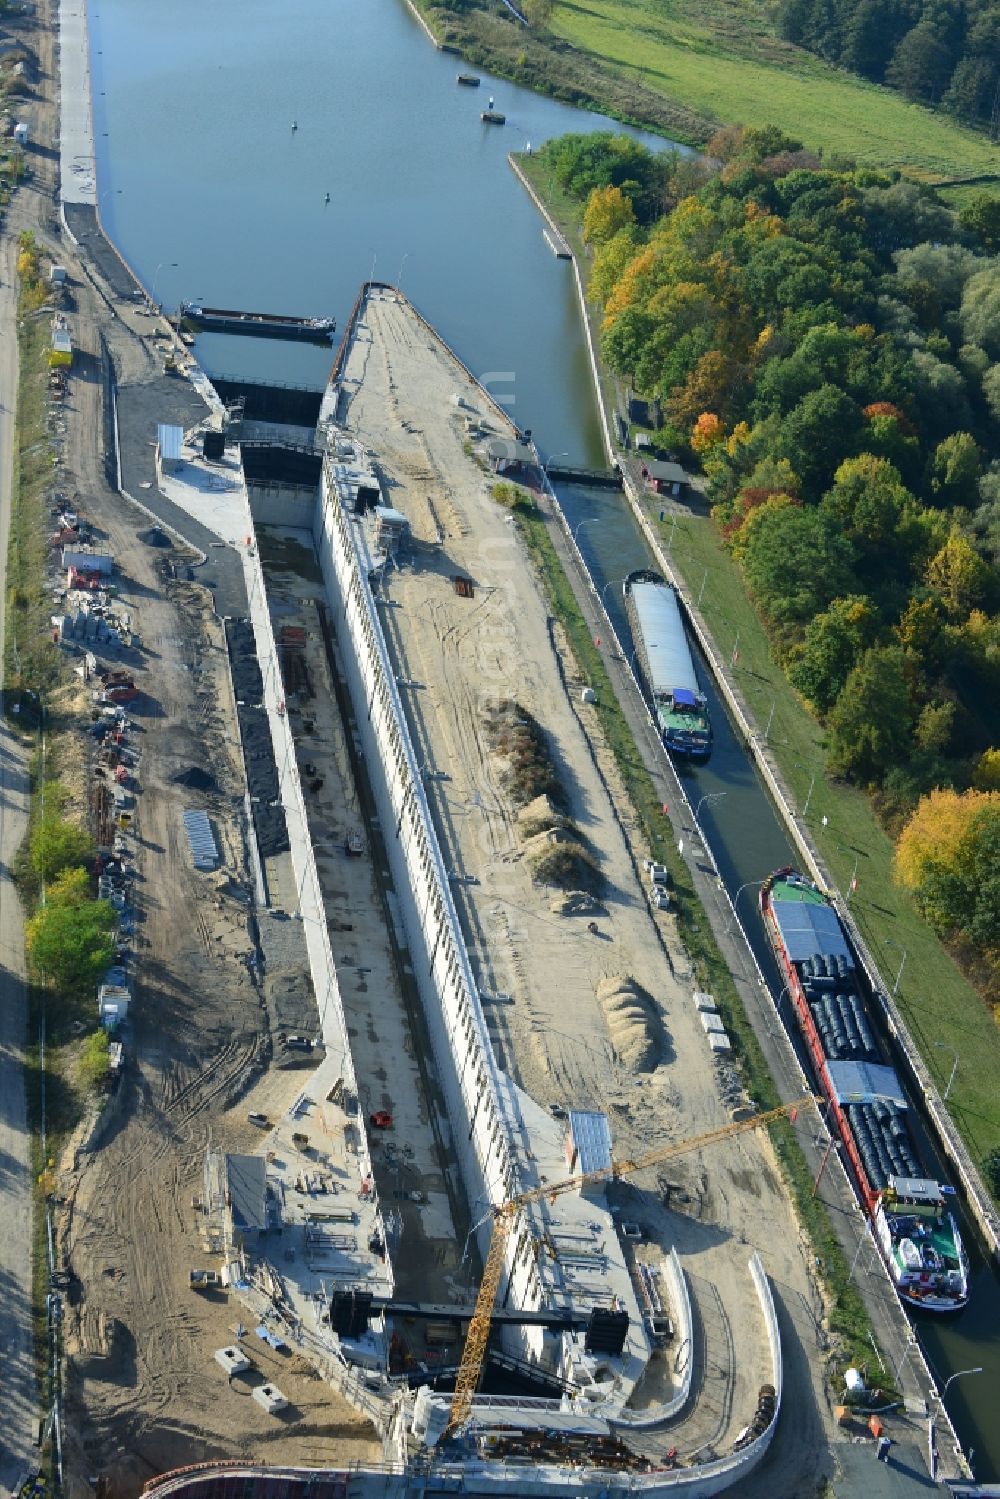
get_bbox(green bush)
[79,1028,111,1094]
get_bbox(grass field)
[548,0,1000,180]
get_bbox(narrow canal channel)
[87,0,998,1474]
[555,481,1000,1481]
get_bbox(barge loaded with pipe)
[761,868,969,1312]
[624,569,712,759]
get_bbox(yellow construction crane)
[447,1096,818,1436]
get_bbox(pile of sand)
[596,973,664,1073]
[518,792,570,838]
[549,889,604,917]
[524,825,600,890]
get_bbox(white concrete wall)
[313,465,547,1319]
[247,483,318,531]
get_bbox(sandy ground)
[51,434,380,1493]
[340,293,836,1475]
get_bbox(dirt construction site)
[23,252,840,1493]
[329,293,838,1479]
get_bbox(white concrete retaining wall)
[615,1248,693,1428]
[313,468,546,1316]
[246,483,318,531]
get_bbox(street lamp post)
[942,1367,983,1400]
[728,877,766,933]
[150,261,177,306]
[933,1041,960,1101]
[572,517,600,547]
[693,791,726,826]
[886,940,907,995]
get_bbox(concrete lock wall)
[313,465,547,1319]
[246,481,318,531]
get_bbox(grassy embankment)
[510,492,883,1388]
[409,0,1000,191]
[518,149,1000,1197]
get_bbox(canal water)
[87,0,998,1473]
[89,0,673,457]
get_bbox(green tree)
[930,432,981,508]
[26,900,116,998]
[960,266,1000,359]
[821,455,915,560]
[982,365,1000,423]
[742,504,857,625]
[788,595,879,714]
[30,806,93,885]
[47,866,91,907]
[959,194,1000,253]
[826,645,917,782]
[886,20,957,104]
[778,384,862,497]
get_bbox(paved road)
[0,216,37,1493]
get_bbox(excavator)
[446,1095,819,1436]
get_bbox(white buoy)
[324,192,330,203]
[292,120,298,131]
[489,96,494,109]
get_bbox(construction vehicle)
[446,1095,819,1437]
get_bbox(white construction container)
[252,1382,288,1414]
[215,1345,250,1377]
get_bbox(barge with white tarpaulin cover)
[623,569,711,759]
[761,867,969,1312]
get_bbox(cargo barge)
[179,303,336,344]
[761,868,969,1312]
[623,569,711,759]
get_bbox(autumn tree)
[925,527,991,618]
[583,184,636,247]
[895,788,1000,950]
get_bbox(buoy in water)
[488,96,494,108]
[292,120,298,131]
[324,192,330,203]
